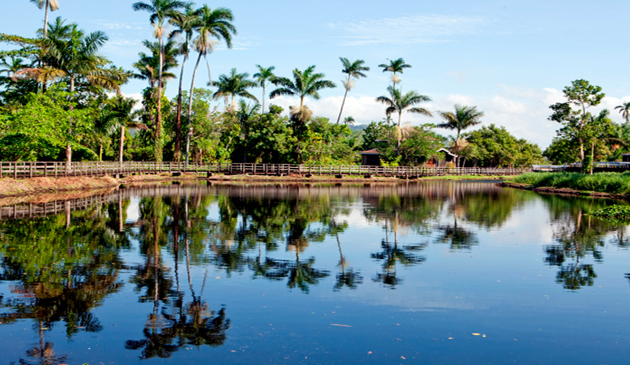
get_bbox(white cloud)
[264,87,630,150]
[94,20,144,30]
[331,14,486,46]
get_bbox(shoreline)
[499,181,625,199]
[0,173,514,201]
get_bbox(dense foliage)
[514,172,630,195]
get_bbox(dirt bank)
[499,181,624,199]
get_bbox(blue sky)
[2,0,630,148]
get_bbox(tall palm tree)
[336,57,369,124]
[212,68,258,110]
[132,0,186,162]
[30,0,60,39]
[252,65,275,113]
[185,5,236,164]
[378,58,411,90]
[615,101,630,123]
[436,104,484,142]
[169,3,202,161]
[376,86,432,153]
[270,65,336,109]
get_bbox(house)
[360,148,381,166]
[426,148,458,167]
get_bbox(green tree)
[375,86,432,153]
[270,65,336,109]
[549,79,605,171]
[169,4,202,161]
[436,104,484,166]
[462,124,544,167]
[378,57,411,89]
[186,5,236,164]
[212,68,258,109]
[132,0,186,162]
[253,64,275,114]
[336,57,369,124]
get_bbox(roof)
[359,148,380,155]
[437,148,458,157]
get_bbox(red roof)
[359,148,380,155]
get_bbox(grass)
[513,172,630,196]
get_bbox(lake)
[1,180,629,364]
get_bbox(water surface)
[0,181,629,364]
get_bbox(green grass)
[513,172,630,195]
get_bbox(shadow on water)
[0,181,630,362]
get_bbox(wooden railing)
[0,161,531,179]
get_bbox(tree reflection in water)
[541,195,629,290]
[0,201,127,364]
[125,193,230,359]
[4,181,630,362]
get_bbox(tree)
[436,105,484,166]
[270,65,336,109]
[378,58,411,90]
[437,105,484,142]
[102,95,148,167]
[212,68,258,110]
[169,4,202,161]
[253,65,275,114]
[133,39,180,89]
[30,0,59,39]
[42,20,129,167]
[461,124,544,167]
[132,0,186,162]
[375,86,432,153]
[615,101,630,123]
[549,79,605,171]
[336,57,369,124]
[185,5,236,164]
[233,100,261,162]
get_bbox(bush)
[513,172,630,195]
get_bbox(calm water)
[1,181,630,364]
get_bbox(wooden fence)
[0,161,531,179]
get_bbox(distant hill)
[349,124,368,133]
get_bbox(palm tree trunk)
[119,125,125,169]
[336,87,349,124]
[590,141,595,175]
[174,54,188,162]
[186,52,203,165]
[155,31,164,163]
[66,76,75,173]
[43,0,50,39]
[262,84,266,114]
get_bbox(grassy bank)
[512,172,630,196]
[0,176,119,197]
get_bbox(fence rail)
[0,161,531,179]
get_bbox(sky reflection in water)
[1,181,630,364]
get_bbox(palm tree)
[615,101,630,123]
[378,58,411,90]
[336,57,369,124]
[42,20,129,168]
[270,65,336,109]
[30,0,60,39]
[133,39,180,89]
[185,5,236,164]
[132,0,186,162]
[436,104,484,143]
[169,3,202,161]
[376,86,432,153]
[252,65,275,113]
[212,68,258,110]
